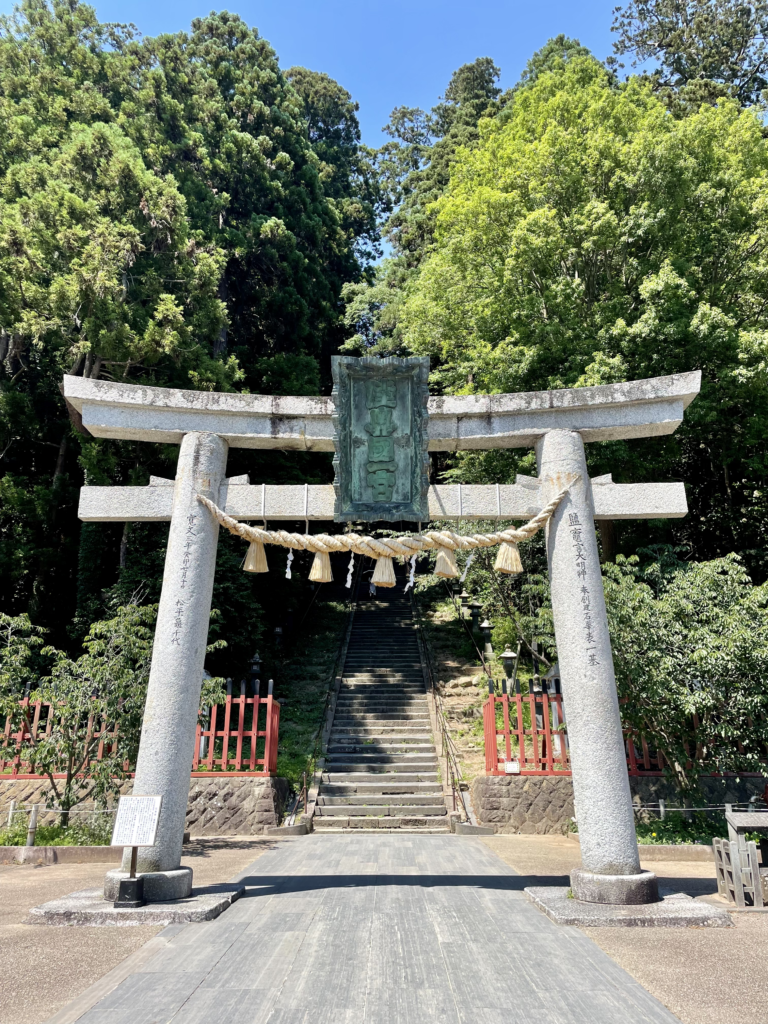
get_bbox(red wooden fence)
[0,698,120,778]
[2,693,280,779]
[192,692,280,775]
[483,693,664,776]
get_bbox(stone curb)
[0,846,122,866]
[267,823,308,836]
[525,886,733,927]
[454,823,495,836]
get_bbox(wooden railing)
[483,692,665,776]
[484,693,570,775]
[192,689,280,776]
[1,698,120,778]
[2,690,280,779]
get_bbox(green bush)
[635,810,726,844]
[0,811,113,846]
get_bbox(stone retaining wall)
[185,777,289,835]
[0,776,289,836]
[470,774,767,834]
[470,776,575,834]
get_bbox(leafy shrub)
[0,810,113,846]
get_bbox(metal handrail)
[411,589,472,823]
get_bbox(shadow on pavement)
[237,873,572,895]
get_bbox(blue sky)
[0,0,620,146]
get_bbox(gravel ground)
[481,833,768,1024]
[0,836,277,1024]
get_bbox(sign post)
[110,795,162,908]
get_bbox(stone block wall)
[0,775,289,836]
[470,776,575,834]
[185,777,289,835]
[470,774,768,834]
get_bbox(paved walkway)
[73,835,681,1024]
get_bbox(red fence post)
[483,696,498,773]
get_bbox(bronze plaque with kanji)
[331,356,430,523]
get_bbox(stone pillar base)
[571,867,659,905]
[104,867,192,903]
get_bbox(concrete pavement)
[68,834,682,1024]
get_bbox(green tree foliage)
[0,0,374,660]
[610,0,768,107]
[441,540,768,790]
[384,56,503,262]
[342,57,512,357]
[400,58,768,570]
[515,34,592,90]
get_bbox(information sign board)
[110,795,162,847]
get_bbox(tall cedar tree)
[0,0,375,667]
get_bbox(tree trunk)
[213,273,229,357]
[119,522,130,569]
[52,435,68,487]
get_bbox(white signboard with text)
[111,795,162,847]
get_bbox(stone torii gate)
[63,368,700,905]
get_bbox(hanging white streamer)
[459,550,476,583]
[345,551,355,589]
[285,549,294,580]
[404,553,417,592]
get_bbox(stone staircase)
[313,573,450,832]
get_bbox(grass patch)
[0,811,113,846]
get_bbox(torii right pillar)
[538,429,657,903]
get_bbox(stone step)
[345,659,419,664]
[327,742,436,754]
[329,741,436,749]
[322,771,440,784]
[339,696,430,704]
[331,724,434,733]
[332,719,431,729]
[335,700,430,708]
[313,816,450,829]
[324,759,439,771]
[315,804,448,817]
[334,710,430,718]
[340,682,425,689]
[341,678,424,685]
[317,794,444,807]
[337,689,426,696]
[318,781,443,795]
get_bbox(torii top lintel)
[62,370,701,452]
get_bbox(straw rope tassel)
[244,540,268,573]
[434,546,459,578]
[494,541,523,575]
[372,556,396,588]
[309,550,333,583]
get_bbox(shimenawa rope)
[196,486,569,587]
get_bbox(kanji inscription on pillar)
[331,356,429,522]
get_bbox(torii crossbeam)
[63,370,700,906]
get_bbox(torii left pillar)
[104,432,227,902]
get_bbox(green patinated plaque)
[331,356,430,523]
